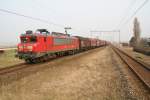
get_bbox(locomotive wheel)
[25,59,32,64]
[52,54,57,58]
[31,59,37,63]
[38,57,42,62]
[35,58,40,63]
[71,50,75,55]
[43,56,48,62]
[42,57,46,62]
[68,51,73,55]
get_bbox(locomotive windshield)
[21,36,37,43]
[21,37,28,43]
[30,36,37,43]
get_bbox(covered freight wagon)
[75,36,91,51]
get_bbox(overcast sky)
[0,0,149,46]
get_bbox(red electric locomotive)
[16,29,79,63]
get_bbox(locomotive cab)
[18,34,37,52]
[16,29,53,62]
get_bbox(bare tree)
[133,17,141,43]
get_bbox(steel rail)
[0,63,26,75]
[111,45,150,89]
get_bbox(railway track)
[111,45,150,89]
[0,47,106,76]
[0,63,26,75]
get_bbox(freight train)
[16,29,107,63]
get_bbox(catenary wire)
[0,8,65,28]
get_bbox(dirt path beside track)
[0,46,149,100]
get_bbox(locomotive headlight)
[27,46,33,51]
[19,46,23,50]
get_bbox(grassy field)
[122,46,150,65]
[0,49,23,68]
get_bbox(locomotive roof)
[20,33,78,39]
[36,29,49,33]
[20,33,48,37]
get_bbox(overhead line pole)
[90,30,120,46]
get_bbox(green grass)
[0,49,23,68]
